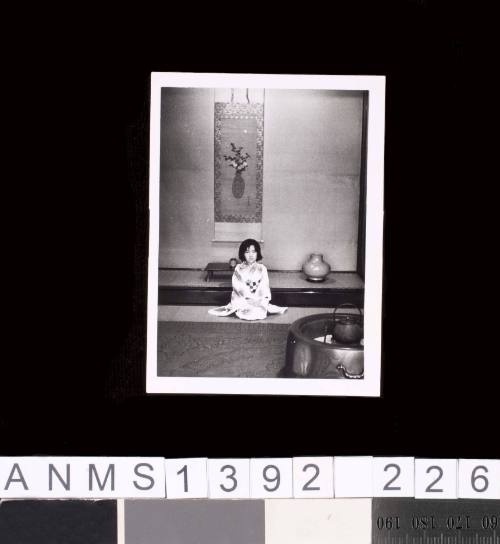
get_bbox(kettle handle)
[332,302,362,321]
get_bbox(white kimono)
[208,262,288,321]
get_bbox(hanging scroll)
[214,94,264,241]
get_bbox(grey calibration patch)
[373,499,499,544]
[0,500,117,544]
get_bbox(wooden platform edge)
[158,286,364,308]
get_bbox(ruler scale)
[372,499,500,544]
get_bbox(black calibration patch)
[373,499,500,544]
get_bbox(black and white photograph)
[147,73,385,396]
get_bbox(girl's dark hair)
[238,238,263,262]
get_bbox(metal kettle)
[332,303,363,344]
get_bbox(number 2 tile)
[414,458,457,499]
[292,457,334,498]
[372,457,415,497]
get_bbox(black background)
[2,4,496,460]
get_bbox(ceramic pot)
[302,253,331,282]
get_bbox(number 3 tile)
[207,459,250,499]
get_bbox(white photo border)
[147,72,385,396]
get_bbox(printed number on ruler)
[292,457,334,498]
[207,459,250,499]
[373,457,415,497]
[165,458,208,499]
[372,498,500,544]
[414,459,457,498]
[250,458,293,498]
[458,459,500,499]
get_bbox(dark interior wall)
[159,88,363,270]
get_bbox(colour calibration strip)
[1,498,498,544]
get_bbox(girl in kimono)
[208,239,288,321]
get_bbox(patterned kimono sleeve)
[256,265,271,309]
[230,266,247,310]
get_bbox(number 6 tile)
[458,459,500,499]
